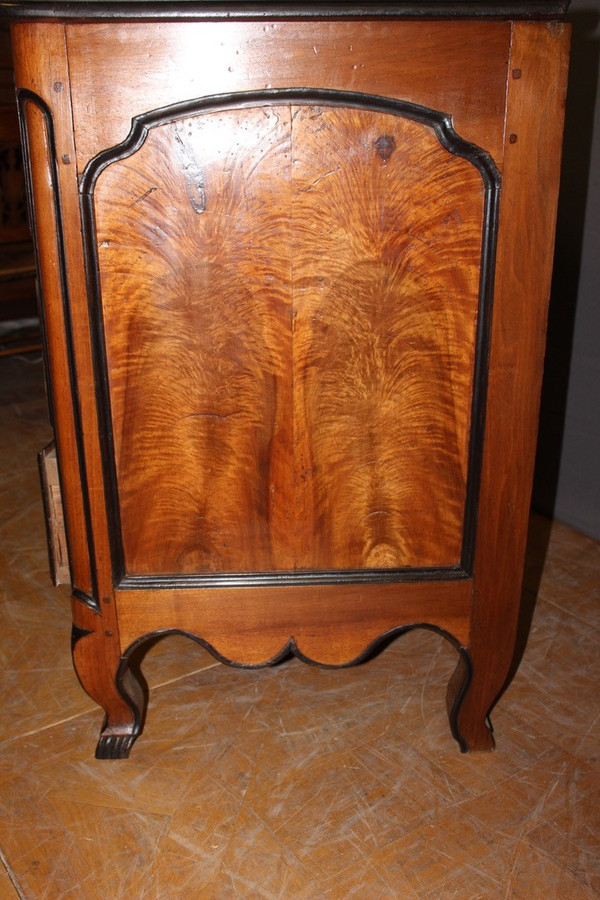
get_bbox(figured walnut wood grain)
[94,103,484,576]
[96,106,294,574]
[292,105,483,570]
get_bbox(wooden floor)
[0,353,598,899]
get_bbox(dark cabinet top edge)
[0,1,570,23]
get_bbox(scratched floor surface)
[0,353,599,899]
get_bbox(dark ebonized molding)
[0,1,570,23]
[71,623,94,650]
[16,89,101,613]
[446,643,472,753]
[17,97,57,458]
[80,87,500,590]
[119,622,467,670]
[72,586,100,611]
[120,567,470,591]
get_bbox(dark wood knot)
[374,134,397,161]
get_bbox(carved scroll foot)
[95,731,138,760]
[94,663,145,758]
[446,651,495,752]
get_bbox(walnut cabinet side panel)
[9,16,570,757]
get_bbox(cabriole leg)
[72,625,145,759]
[447,652,495,752]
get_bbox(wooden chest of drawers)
[2,1,569,758]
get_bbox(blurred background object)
[0,20,40,358]
[533,0,600,541]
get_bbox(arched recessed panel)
[85,92,495,579]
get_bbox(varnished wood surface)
[11,22,138,734]
[292,105,482,570]
[11,55,94,597]
[97,105,294,573]
[452,21,571,749]
[116,579,473,665]
[8,13,570,754]
[65,20,511,169]
[94,102,483,575]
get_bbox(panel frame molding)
[16,87,101,612]
[79,86,500,591]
